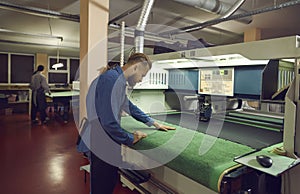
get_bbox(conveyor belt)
[121,116,254,192]
[225,111,283,132]
[150,112,282,149]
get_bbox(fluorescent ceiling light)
[154,54,269,69]
[281,58,295,63]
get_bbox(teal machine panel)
[168,65,266,99]
[168,69,198,91]
[234,65,265,98]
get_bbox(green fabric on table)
[121,116,254,192]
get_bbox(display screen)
[198,68,234,96]
[48,72,68,84]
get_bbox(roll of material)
[183,95,198,101]
[272,146,287,156]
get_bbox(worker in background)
[89,53,175,194]
[30,65,51,124]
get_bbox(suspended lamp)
[52,38,64,70]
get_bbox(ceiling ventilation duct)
[173,0,252,24]
[0,1,79,22]
[135,0,155,53]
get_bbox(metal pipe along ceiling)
[180,0,300,34]
[173,0,252,24]
[134,0,155,53]
[179,0,246,32]
[161,0,300,36]
[0,1,79,22]
[219,0,246,19]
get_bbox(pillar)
[244,28,261,42]
[79,0,109,121]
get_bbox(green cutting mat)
[121,116,254,192]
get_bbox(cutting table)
[119,111,286,193]
[46,90,79,122]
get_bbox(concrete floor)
[0,113,139,194]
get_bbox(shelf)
[8,101,29,104]
[261,100,285,104]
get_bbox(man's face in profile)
[127,62,150,87]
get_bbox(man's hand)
[133,131,147,144]
[153,121,176,132]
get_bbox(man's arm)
[122,98,154,126]
[95,74,147,145]
[122,98,175,131]
[41,75,50,93]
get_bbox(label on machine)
[198,67,234,96]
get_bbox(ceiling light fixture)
[52,38,64,70]
[47,17,64,70]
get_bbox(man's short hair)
[127,53,152,68]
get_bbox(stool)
[80,164,90,183]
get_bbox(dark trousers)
[31,101,47,121]
[31,90,47,122]
[90,152,118,194]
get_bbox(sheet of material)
[151,113,282,150]
[283,79,297,158]
[282,58,300,194]
[121,116,254,192]
[234,149,296,177]
[46,91,80,98]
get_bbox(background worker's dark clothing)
[31,87,47,122]
[30,72,50,122]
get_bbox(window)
[70,58,79,83]
[11,54,34,83]
[48,57,80,84]
[48,56,68,84]
[0,53,8,83]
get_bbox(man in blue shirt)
[89,53,175,194]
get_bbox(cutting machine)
[120,36,300,194]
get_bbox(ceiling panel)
[0,0,299,57]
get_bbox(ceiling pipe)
[0,1,79,22]
[173,0,252,24]
[109,3,143,25]
[219,0,245,20]
[109,24,187,44]
[181,0,246,32]
[0,39,79,50]
[163,0,300,35]
[0,28,63,41]
[135,0,155,53]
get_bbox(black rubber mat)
[151,113,283,149]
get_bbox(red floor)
[0,113,139,194]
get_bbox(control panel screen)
[198,68,234,96]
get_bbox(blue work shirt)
[95,65,154,146]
